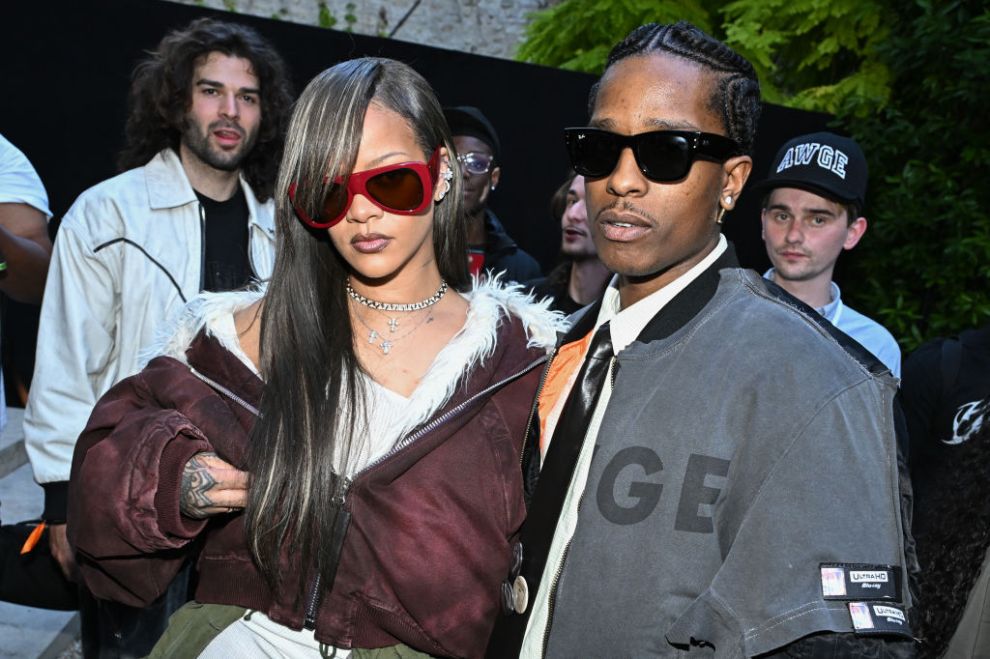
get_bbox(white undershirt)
[520,235,728,657]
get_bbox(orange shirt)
[537,328,595,459]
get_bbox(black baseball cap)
[752,132,867,209]
[443,105,501,161]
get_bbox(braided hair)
[592,21,761,155]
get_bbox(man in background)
[443,105,541,283]
[755,131,901,376]
[23,18,292,656]
[528,173,610,313]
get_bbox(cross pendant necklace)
[387,317,399,333]
[366,329,395,353]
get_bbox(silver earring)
[725,195,732,205]
[437,178,451,202]
[442,168,453,183]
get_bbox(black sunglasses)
[564,128,740,182]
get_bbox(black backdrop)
[0,0,829,395]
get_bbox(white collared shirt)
[521,235,728,656]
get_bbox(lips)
[351,233,391,253]
[597,210,651,242]
[210,122,245,148]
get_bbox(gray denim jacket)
[543,268,910,658]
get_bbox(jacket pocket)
[355,592,455,658]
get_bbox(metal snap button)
[512,575,529,613]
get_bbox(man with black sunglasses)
[443,106,541,284]
[487,21,916,659]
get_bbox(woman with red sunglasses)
[68,58,562,658]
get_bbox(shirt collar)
[817,281,843,321]
[762,268,842,321]
[597,234,728,354]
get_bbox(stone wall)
[166,0,558,60]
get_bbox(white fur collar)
[385,275,566,437]
[145,276,565,388]
[143,287,265,373]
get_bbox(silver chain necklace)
[353,306,434,355]
[346,279,448,312]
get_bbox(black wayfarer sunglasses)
[563,128,740,182]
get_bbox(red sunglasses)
[289,148,441,229]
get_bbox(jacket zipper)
[247,223,259,281]
[520,344,558,469]
[303,473,352,629]
[198,203,206,292]
[364,354,548,475]
[189,368,261,416]
[540,355,615,657]
[541,539,571,658]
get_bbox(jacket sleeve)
[67,364,214,607]
[23,217,118,521]
[665,381,915,656]
[762,631,915,658]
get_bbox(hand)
[180,452,249,519]
[48,523,78,582]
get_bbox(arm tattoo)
[180,452,219,519]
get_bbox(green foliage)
[839,1,990,349]
[517,0,717,74]
[317,1,337,29]
[721,0,892,113]
[517,0,894,115]
[344,2,358,31]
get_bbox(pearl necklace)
[346,279,448,312]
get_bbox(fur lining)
[142,275,565,379]
[141,287,265,373]
[385,275,566,438]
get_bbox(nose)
[346,192,382,224]
[784,219,803,243]
[605,147,647,198]
[563,200,586,227]
[220,92,239,119]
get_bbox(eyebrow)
[589,117,702,131]
[766,203,837,216]
[196,79,261,96]
[365,151,414,168]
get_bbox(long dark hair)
[116,18,293,201]
[245,58,468,588]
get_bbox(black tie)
[487,321,614,658]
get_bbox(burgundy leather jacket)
[68,312,549,658]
